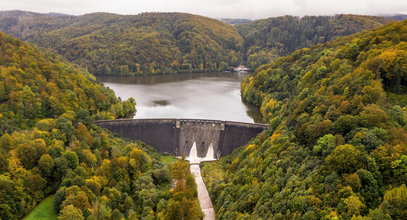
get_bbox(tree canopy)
[238,14,394,70]
[0,11,244,75]
[206,19,407,219]
[0,32,199,219]
[0,11,395,75]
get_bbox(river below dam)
[97,72,262,123]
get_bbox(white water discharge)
[205,143,215,160]
[185,142,216,220]
[186,142,199,163]
[186,142,217,163]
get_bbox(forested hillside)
[0,11,75,39]
[0,32,200,219]
[205,20,407,219]
[0,11,243,75]
[0,31,135,133]
[1,11,394,76]
[238,14,394,69]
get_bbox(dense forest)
[0,30,136,134]
[238,14,394,69]
[0,11,396,76]
[202,20,407,219]
[0,32,201,219]
[0,11,244,75]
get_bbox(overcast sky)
[1,0,406,19]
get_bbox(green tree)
[38,154,54,177]
[58,205,84,220]
[325,144,363,174]
[381,184,407,219]
[343,195,364,216]
[62,150,79,169]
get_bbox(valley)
[0,7,406,220]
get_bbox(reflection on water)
[97,72,263,123]
[153,100,170,106]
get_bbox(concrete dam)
[94,118,268,158]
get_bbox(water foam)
[186,142,217,163]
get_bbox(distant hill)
[0,11,243,75]
[0,10,75,39]
[209,19,407,219]
[238,14,395,70]
[0,11,396,76]
[46,12,72,17]
[219,18,252,25]
[384,14,407,21]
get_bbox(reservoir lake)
[97,72,262,123]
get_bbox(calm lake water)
[97,72,262,123]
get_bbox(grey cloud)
[1,0,406,19]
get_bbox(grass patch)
[161,155,178,164]
[201,160,225,192]
[24,195,57,220]
[157,155,178,190]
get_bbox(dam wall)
[94,119,268,157]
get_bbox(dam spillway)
[186,142,216,164]
[94,118,268,157]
